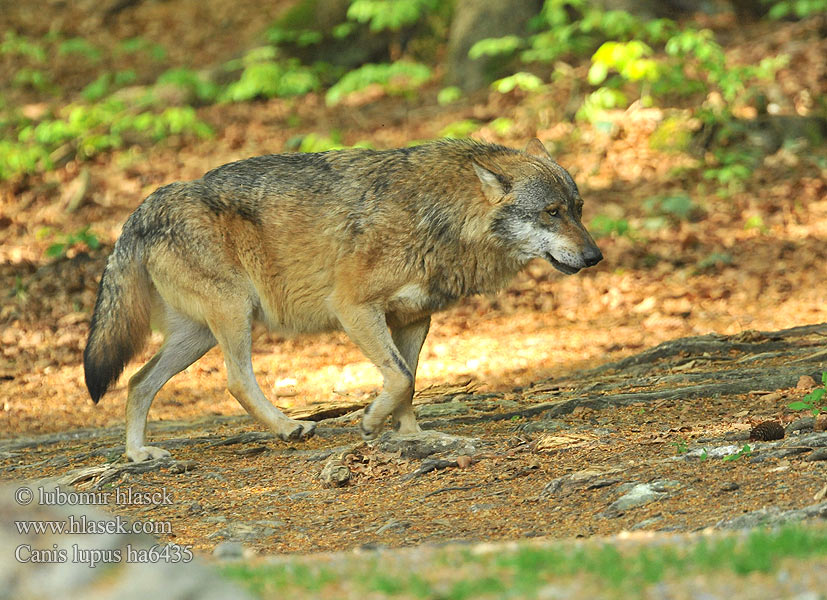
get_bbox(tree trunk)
[445,0,543,92]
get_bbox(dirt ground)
[1,1,827,558]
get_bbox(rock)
[169,460,198,474]
[319,457,351,487]
[540,469,622,499]
[404,458,458,480]
[720,482,740,492]
[797,375,817,391]
[208,520,281,542]
[749,447,809,463]
[630,516,663,531]
[374,431,479,459]
[786,417,815,434]
[212,541,245,560]
[415,402,470,418]
[791,432,827,448]
[603,480,682,515]
[716,502,827,529]
[722,429,751,441]
[467,398,520,412]
[375,519,410,535]
[288,491,314,500]
[204,516,227,523]
[805,448,827,462]
[680,445,743,461]
[517,418,571,433]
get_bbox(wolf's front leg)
[389,317,430,434]
[331,302,415,440]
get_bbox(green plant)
[265,25,323,47]
[58,37,102,61]
[468,35,523,60]
[575,86,626,122]
[703,148,761,194]
[3,98,213,181]
[45,226,100,259]
[347,0,438,32]
[222,47,322,102]
[325,61,431,106]
[590,215,631,238]
[643,193,696,229]
[763,0,827,19]
[437,86,462,105]
[289,132,373,153]
[439,119,479,139]
[12,275,28,302]
[695,252,733,272]
[12,68,57,94]
[225,524,827,596]
[0,31,46,62]
[723,444,752,462]
[117,37,167,61]
[788,372,827,416]
[491,72,544,94]
[157,68,221,103]
[586,39,659,106]
[489,117,515,136]
[672,438,689,455]
[744,215,768,233]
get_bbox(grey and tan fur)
[84,138,602,462]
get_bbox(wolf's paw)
[126,446,171,462]
[393,420,422,435]
[278,420,316,442]
[359,420,383,441]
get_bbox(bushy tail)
[84,248,153,403]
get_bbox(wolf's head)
[474,138,603,275]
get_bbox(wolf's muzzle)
[582,245,603,267]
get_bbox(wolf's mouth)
[546,253,581,275]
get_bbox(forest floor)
[1,1,827,596]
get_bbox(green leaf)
[437,86,461,106]
[45,243,66,259]
[468,36,523,60]
[787,401,810,411]
[804,388,826,403]
[491,72,543,94]
[587,62,608,85]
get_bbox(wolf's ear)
[473,161,511,203]
[524,138,553,162]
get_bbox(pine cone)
[749,420,785,441]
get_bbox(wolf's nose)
[584,246,603,267]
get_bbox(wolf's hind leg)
[331,302,414,440]
[389,317,430,434]
[126,310,216,462]
[207,306,316,442]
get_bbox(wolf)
[84,138,602,462]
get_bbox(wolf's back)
[83,225,153,403]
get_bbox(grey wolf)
[84,138,602,462]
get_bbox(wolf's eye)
[546,208,559,218]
